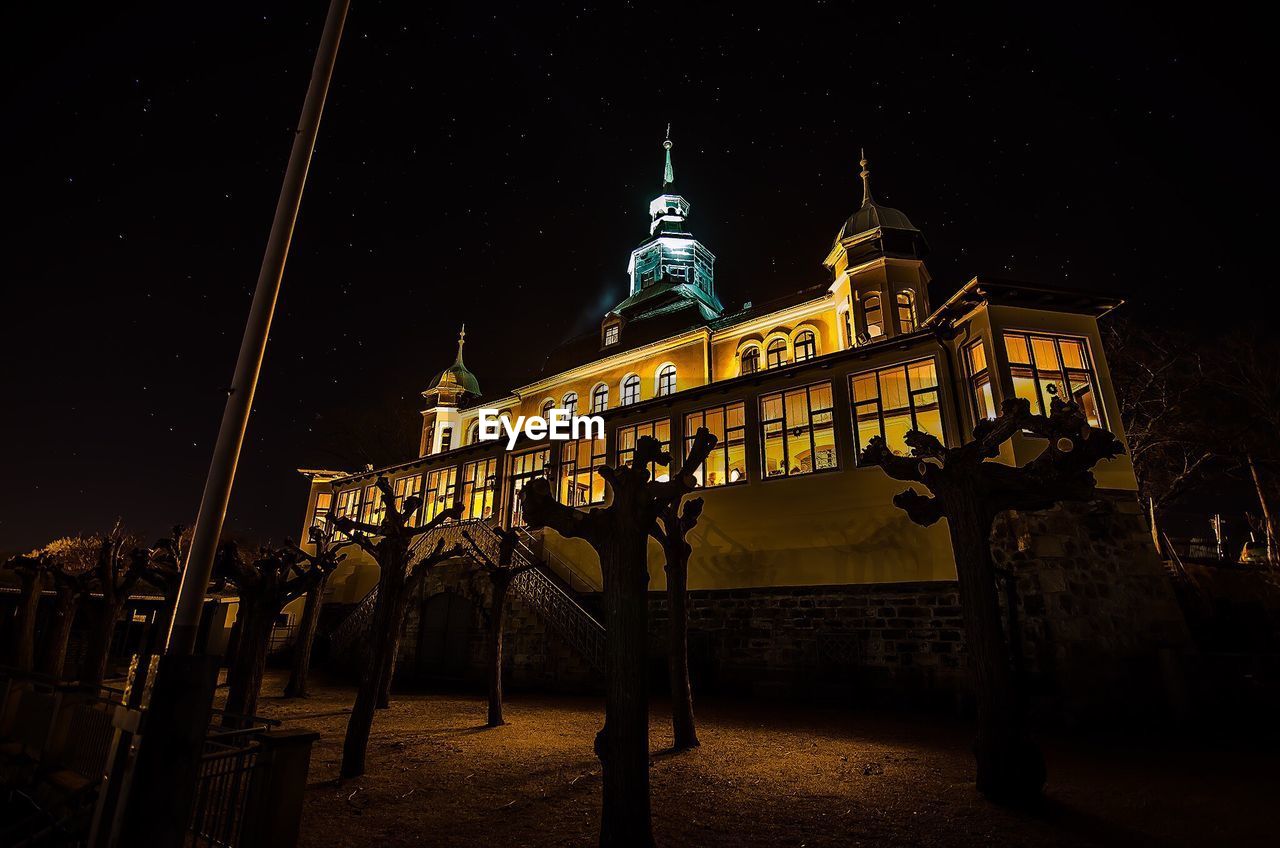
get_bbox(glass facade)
[685,402,747,487]
[459,458,497,521]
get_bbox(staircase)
[328,519,605,672]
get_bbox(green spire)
[662,124,674,189]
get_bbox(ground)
[242,671,1272,848]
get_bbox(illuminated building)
[299,137,1186,706]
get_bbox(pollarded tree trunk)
[656,499,703,751]
[945,492,1043,800]
[375,623,404,710]
[284,575,329,698]
[596,527,655,848]
[342,548,407,778]
[486,575,512,727]
[223,604,276,726]
[11,566,42,672]
[82,598,129,689]
[42,583,82,679]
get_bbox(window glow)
[760,382,837,477]
[685,402,747,487]
[852,358,943,461]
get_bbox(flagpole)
[166,0,351,656]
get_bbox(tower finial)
[662,125,674,189]
[455,324,466,364]
[859,148,873,206]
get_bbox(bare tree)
[333,477,463,779]
[283,525,342,699]
[652,497,704,751]
[861,397,1123,804]
[214,533,342,726]
[1104,320,1218,542]
[521,427,718,848]
[80,524,146,689]
[459,526,537,727]
[38,535,98,678]
[3,552,48,672]
[145,526,189,644]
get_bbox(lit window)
[766,338,788,369]
[393,474,424,526]
[759,382,838,477]
[656,365,677,396]
[541,399,555,420]
[422,466,458,523]
[794,330,817,362]
[1003,332,1104,427]
[896,290,917,334]
[740,346,760,375]
[852,359,944,462]
[439,426,452,453]
[591,383,609,412]
[863,295,884,338]
[616,418,672,480]
[621,375,641,406]
[508,448,550,527]
[360,483,386,527]
[466,420,480,445]
[563,392,578,418]
[559,435,607,506]
[604,324,620,346]
[965,339,995,422]
[685,402,747,487]
[333,488,362,539]
[311,491,333,530]
[459,457,497,521]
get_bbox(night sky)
[1,2,1271,552]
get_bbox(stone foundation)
[392,491,1189,719]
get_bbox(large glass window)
[616,418,671,481]
[422,467,458,524]
[896,290,917,334]
[863,295,884,338]
[591,383,609,413]
[508,449,550,527]
[311,491,333,530]
[392,474,424,526]
[740,346,760,375]
[360,483,386,527]
[621,374,641,406]
[766,338,788,369]
[459,458,497,521]
[559,435,607,506]
[965,339,995,422]
[1003,332,1103,427]
[759,382,837,477]
[656,365,677,397]
[794,330,817,362]
[851,358,944,461]
[333,488,362,539]
[685,402,747,487]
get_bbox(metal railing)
[327,519,606,671]
[188,730,262,848]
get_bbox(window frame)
[620,374,641,406]
[896,290,917,334]
[1002,330,1106,428]
[563,392,578,418]
[963,338,995,423]
[850,357,945,465]
[739,345,761,376]
[392,474,425,526]
[684,401,748,488]
[591,383,609,413]
[766,337,788,369]
[459,457,497,521]
[793,329,817,362]
[558,434,608,507]
[656,364,677,397]
[863,295,884,339]
[615,417,672,479]
[758,381,839,479]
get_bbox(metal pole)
[166,0,351,656]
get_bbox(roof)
[836,200,919,242]
[926,276,1125,326]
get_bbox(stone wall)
[392,491,1190,720]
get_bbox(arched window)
[766,338,788,369]
[591,383,609,413]
[656,364,677,397]
[740,346,761,375]
[541,399,555,420]
[794,330,817,362]
[621,374,641,406]
[466,420,480,445]
[896,290,917,334]
[439,426,453,453]
[563,392,578,417]
[863,295,884,338]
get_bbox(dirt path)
[243,672,1271,847]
